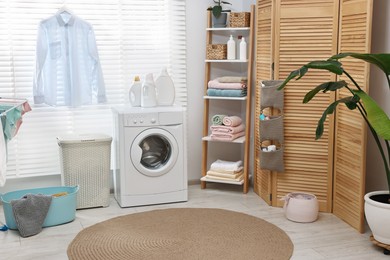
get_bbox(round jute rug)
[67,208,293,260]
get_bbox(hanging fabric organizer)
[259,80,284,172]
[0,98,31,187]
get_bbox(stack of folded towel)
[205,160,244,183]
[210,115,245,141]
[207,76,247,97]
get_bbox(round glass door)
[139,135,171,169]
[130,128,178,177]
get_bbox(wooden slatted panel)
[255,0,274,204]
[333,0,373,233]
[272,0,339,212]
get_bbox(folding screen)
[255,0,373,232]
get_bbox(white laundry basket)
[57,134,112,209]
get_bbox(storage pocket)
[49,41,61,59]
[260,146,284,172]
[259,115,284,143]
[260,80,284,110]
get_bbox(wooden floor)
[0,184,388,259]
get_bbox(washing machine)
[112,105,188,207]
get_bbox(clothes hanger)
[57,5,73,15]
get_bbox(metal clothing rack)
[0,97,27,117]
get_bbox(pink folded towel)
[208,80,246,90]
[223,116,243,127]
[210,131,245,141]
[210,124,245,134]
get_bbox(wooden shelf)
[203,96,247,101]
[201,5,255,194]
[205,59,248,63]
[206,27,250,31]
[202,136,245,144]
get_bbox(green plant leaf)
[212,5,222,18]
[303,81,348,103]
[304,60,344,75]
[353,90,390,140]
[331,53,390,77]
[277,60,343,91]
[316,96,358,139]
[277,68,305,90]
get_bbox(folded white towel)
[218,76,247,83]
[207,170,243,179]
[204,173,244,182]
[207,166,243,174]
[210,160,243,172]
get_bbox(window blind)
[0,0,187,179]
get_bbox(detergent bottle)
[141,73,157,107]
[155,67,175,106]
[129,75,142,106]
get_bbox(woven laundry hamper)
[57,134,112,209]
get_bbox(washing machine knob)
[133,119,137,124]
[151,118,156,124]
[140,119,144,123]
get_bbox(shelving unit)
[200,5,255,194]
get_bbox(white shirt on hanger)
[33,11,107,107]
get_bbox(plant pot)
[212,12,228,28]
[364,190,390,244]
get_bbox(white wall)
[365,1,390,192]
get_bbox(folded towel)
[11,193,52,237]
[207,89,247,97]
[218,76,247,83]
[210,124,245,134]
[208,80,246,90]
[210,131,245,141]
[204,173,244,182]
[0,121,6,187]
[207,170,243,179]
[210,160,243,174]
[223,116,243,127]
[211,114,227,125]
[208,166,244,174]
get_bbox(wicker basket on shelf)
[229,12,250,27]
[206,44,227,60]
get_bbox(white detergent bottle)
[227,35,236,60]
[141,73,157,107]
[240,37,247,61]
[129,75,142,106]
[155,67,175,106]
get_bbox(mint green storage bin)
[1,186,79,230]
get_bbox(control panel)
[125,112,159,127]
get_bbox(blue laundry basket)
[1,186,79,230]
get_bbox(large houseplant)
[277,53,390,244]
[207,0,232,28]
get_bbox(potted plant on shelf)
[277,53,390,244]
[207,0,232,28]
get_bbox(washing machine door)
[130,128,178,177]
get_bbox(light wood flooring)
[0,184,388,259]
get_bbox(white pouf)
[283,192,319,223]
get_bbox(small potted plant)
[207,0,232,28]
[278,53,390,246]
